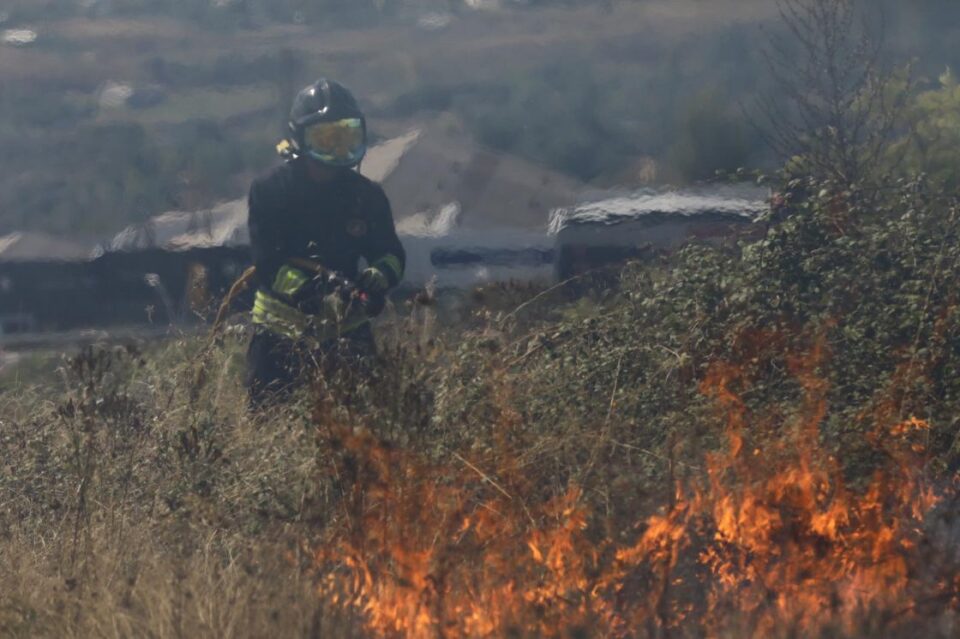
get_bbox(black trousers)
[245,324,376,407]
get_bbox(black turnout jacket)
[247,160,405,294]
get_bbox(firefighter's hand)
[358,267,389,295]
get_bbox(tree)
[755,0,910,187]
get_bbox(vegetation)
[3,159,960,635]
[3,1,960,636]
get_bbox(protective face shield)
[301,117,366,167]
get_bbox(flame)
[310,339,958,637]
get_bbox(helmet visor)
[302,118,366,166]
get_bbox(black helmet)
[286,78,367,167]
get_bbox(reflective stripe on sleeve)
[252,290,308,340]
[271,265,310,297]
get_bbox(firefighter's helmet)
[286,78,366,168]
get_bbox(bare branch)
[754,0,908,188]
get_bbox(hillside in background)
[2,0,960,236]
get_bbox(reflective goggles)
[301,117,366,167]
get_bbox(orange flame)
[311,340,958,637]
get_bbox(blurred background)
[1,0,957,242]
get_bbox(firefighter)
[246,78,405,405]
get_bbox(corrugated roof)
[0,231,94,262]
[109,199,248,252]
[548,185,769,235]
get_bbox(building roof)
[548,185,769,235]
[0,231,95,262]
[108,198,248,252]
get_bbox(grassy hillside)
[2,169,959,637]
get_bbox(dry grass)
[0,337,336,637]
[1,275,957,637]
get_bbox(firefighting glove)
[291,272,338,315]
[358,266,390,296]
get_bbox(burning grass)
[309,336,958,638]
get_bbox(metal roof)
[0,231,95,262]
[548,185,769,235]
[108,198,248,252]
